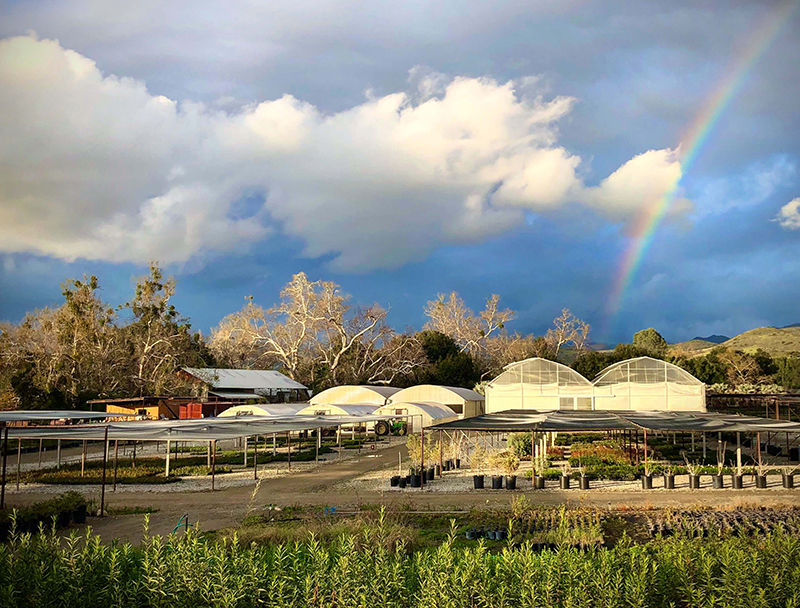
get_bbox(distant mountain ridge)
[690,334,729,344]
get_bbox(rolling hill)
[719,326,800,356]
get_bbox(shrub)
[508,433,532,458]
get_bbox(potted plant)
[488,451,504,489]
[578,465,590,490]
[663,464,676,489]
[755,458,769,489]
[711,441,726,489]
[406,435,423,487]
[425,440,438,481]
[470,445,487,489]
[533,451,547,489]
[497,450,520,490]
[782,465,796,489]
[559,463,571,490]
[641,461,653,490]
[682,452,701,489]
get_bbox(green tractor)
[374,420,408,436]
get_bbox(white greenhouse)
[295,403,381,417]
[309,385,399,406]
[373,402,459,432]
[485,358,596,413]
[592,356,706,412]
[218,403,307,417]
[388,385,485,417]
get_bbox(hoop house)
[592,356,706,411]
[485,358,596,413]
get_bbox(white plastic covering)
[309,385,399,406]
[388,385,485,417]
[373,402,458,432]
[295,403,380,417]
[218,404,307,417]
[0,410,131,422]
[592,357,706,412]
[486,358,596,413]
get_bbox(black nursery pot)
[641,475,653,490]
[664,474,675,489]
[491,475,504,490]
[732,474,743,489]
[72,504,87,525]
[435,465,441,477]
[390,475,401,487]
[711,474,725,489]
[455,458,461,469]
[410,474,422,488]
[534,475,545,489]
[755,475,768,489]
[473,474,485,489]
[559,475,570,490]
[57,510,71,528]
[426,468,435,481]
[505,475,517,490]
[689,474,701,489]
[782,473,794,489]
[579,476,590,490]
[398,477,407,488]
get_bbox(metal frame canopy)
[430,409,800,434]
[0,410,133,423]
[4,413,397,441]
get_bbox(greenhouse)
[485,358,597,413]
[217,403,307,417]
[295,403,380,417]
[372,402,459,433]
[388,385,485,417]
[309,385,399,406]
[592,356,706,412]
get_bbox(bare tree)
[545,308,591,358]
[424,292,514,356]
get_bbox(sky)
[1,0,799,345]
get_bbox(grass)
[105,506,160,516]
[2,507,800,607]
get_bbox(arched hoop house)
[485,358,596,413]
[388,385,485,417]
[373,402,458,432]
[592,356,706,412]
[309,385,399,406]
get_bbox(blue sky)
[1,0,799,345]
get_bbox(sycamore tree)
[423,292,514,357]
[210,272,423,389]
[545,308,591,358]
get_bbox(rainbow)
[604,0,799,338]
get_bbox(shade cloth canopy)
[430,409,800,434]
[5,413,395,442]
[0,410,133,423]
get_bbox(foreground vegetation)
[2,508,800,608]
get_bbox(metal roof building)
[181,368,310,402]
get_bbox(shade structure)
[373,402,459,432]
[0,410,133,423]
[486,358,595,413]
[309,385,399,406]
[295,403,380,417]
[4,413,397,442]
[430,409,800,434]
[388,385,485,417]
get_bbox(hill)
[691,334,729,344]
[673,339,720,352]
[720,326,800,356]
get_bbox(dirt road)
[5,444,798,543]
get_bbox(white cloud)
[775,198,800,230]
[0,35,689,271]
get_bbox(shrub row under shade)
[1,523,799,607]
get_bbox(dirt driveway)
[5,444,798,543]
